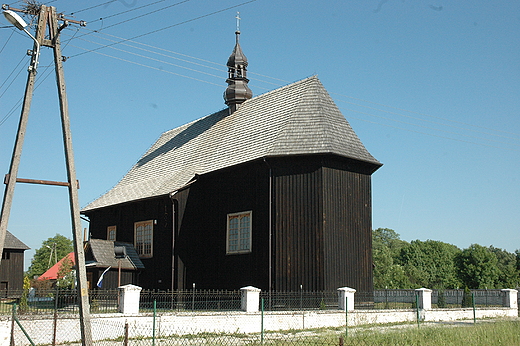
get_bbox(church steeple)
[224,20,252,114]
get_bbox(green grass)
[334,319,520,346]
[125,319,520,346]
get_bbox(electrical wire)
[0,26,80,127]
[0,30,15,54]
[67,0,258,59]
[2,1,518,151]
[60,28,279,90]
[333,97,520,142]
[67,43,222,87]
[86,0,179,23]
[70,0,119,15]
[60,26,520,149]
[331,91,520,139]
[68,36,224,81]
[0,55,26,98]
[342,109,518,152]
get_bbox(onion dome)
[224,30,253,113]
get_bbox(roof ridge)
[245,75,318,105]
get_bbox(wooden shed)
[0,231,29,296]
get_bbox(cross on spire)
[236,11,241,32]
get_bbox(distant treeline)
[373,228,519,290]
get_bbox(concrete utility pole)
[0,5,92,345]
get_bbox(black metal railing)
[139,289,241,312]
[260,291,338,311]
[0,288,511,315]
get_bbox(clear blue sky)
[1,0,519,270]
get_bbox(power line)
[333,98,520,142]
[0,26,80,127]
[67,0,258,59]
[62,29,276,93]
[70,0,119,15]
[60,27,520,148]
[330,91,520,139]
[338,105,520,149]
[343,110,519,152]
[68,36,224,81]
[0,30,15,54]
[67,43,223,87]
[0,55,26,98]
[4,2,517,151]
[86,0,177,23]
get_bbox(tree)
[488,246,518,288]
[455,244,499,289]
[398,240,461,289]
[372,228,411,289]
[373,243,411,289]
[56,255,75,289]
[372,228,408,253]
[26,234,73,279]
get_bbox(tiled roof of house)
[83,76,381,212]
[85,239,144,270]
[4,231,29,250]
[38,252,74,281]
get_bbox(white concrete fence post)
[501,289,518,308]
[240,286,261,312]
[337,287,356,311]
[118,284,142,314]
[415,288,432,310]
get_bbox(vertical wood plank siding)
[322,166,373,294]
[274,166,323,291]
[85,154,377,292]
[0,250,25,292]
[273,156,375,293]
[87,196,174,290]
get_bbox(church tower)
[223,28,253,114]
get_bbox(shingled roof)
[83,76,380,212]
[85,239,144,270]
[4,230,29,250]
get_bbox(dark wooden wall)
[85,196,173,290]
[272,157,324,291]
[174,160,270,290]
[270,155,376,293]
[322,164,374,294]
[85,154,377,293]
[0,250,25,293]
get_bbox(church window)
[134,220,153,258]
[107,225,116,241]
[226,211,252,254]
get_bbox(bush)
[461,287,473,308]
[437,290,446,308]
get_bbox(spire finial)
[235,11,241,32]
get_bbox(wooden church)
[82,30,382,294]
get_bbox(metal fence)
[0,288,510,315]
[4,288,517,346]
[260,290,338,311]
[140,289,242,312]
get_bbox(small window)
[226,211,252,254]
[2,251,10,260]
[107,226,117,241]
[134,220,153,258]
